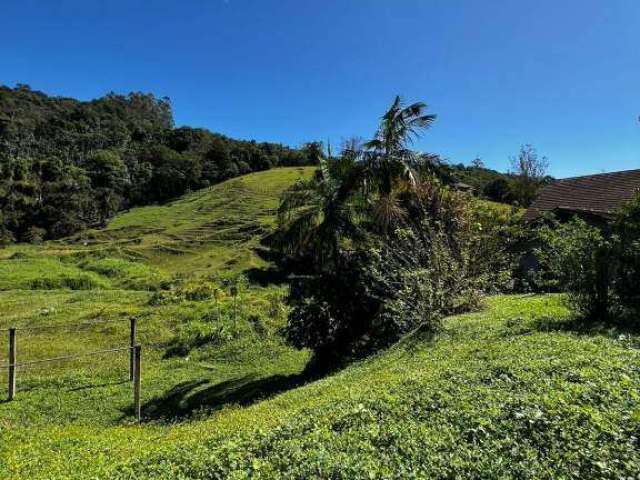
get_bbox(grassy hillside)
[95,166,312,276]
[1,167,639,478]
[0,166,312,284]
[0,167,313,477]
[2,295,640,478]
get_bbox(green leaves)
[535,197,640,324]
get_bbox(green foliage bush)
[182,282,218,301]
[470,199,525,292]
[277,97,519,369]
[286,185,496,368]
[482,177,514,203]
[148,275,247,305]
[536,218,613,319]
[612,196,640,316]
[535,196,640,323]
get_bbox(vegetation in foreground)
[0,164,637,479]
[1,95,637,479]
[2,294,640,478]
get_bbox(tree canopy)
[0,85,314,242]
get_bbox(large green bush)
[612,196,640,318]
[536,218,613,319]
[286,185,491,369]
[470,199,525,292]
[535,195,640,323]
[278,97,517,369]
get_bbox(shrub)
[148,289,178,306]
[612,196,640,319]
[535,218,614,320]
[286,185,491,369]
[535,200,640,325]
[278,98,517,368]
[182,282,217,301]
[482,177,513,203]
[25,226,47,244]
[470,200,525,293]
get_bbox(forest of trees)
[0,85,316,242]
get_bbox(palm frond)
[373,193,407,234]
[275,209,319,255]
[400,101,427,119]
[363,138,384,151]
[278,180,320,218]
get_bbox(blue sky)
[1,0,639,178]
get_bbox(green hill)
[1,166,313,286]
[1,168,639,479]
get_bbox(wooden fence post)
[8,328,16,401]
[129,318,137,381]
[133,345,142,422]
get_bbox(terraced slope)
[0,167,314,477]
[0,167,313,289]
[77,166,314,276]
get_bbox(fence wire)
[0,316,135,333]
[4,346,131,369]
[1,317,174,376]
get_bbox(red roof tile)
[524,169,640,222]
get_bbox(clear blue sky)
[2,0,639,178]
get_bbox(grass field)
[1,167,639,479]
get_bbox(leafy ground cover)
[0,167,638,479]
[2,294,639,478]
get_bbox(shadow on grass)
[253,244,281,262]
[244,266,289,286]
[393,324,438,354]
[245,241,307,287]
[127,372,309,423]
[529,315,586,333]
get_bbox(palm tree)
[276,96,437,253]
[364,95,436,196]
[363,96,436,233]
[276,156,360,268]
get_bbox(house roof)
[453,182,474,191]
[524,169,640,222]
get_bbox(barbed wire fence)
[1,281,289,421]
[2,318,149,422]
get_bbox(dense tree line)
[0,85,315,242]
